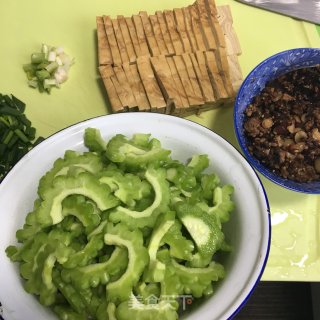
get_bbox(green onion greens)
[0,94,44,182]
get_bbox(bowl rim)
[0,112,271,320]
[234,47,320,194]
[227,182,271,320]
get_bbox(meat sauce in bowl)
[243,65,320,183]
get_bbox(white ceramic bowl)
[0,113,270,320]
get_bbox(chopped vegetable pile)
[243,65,320,182]
[23,44,74,93]
[6,129,235,320]
[0,94,44,182]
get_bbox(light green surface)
[0,0,319,281]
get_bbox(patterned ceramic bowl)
[234,48,320,193]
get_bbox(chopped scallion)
[48,51,56,62]
[0,94,44,182]
[41,43,49,58]
[11,95,26,112]
[0,144,6,157]
[7,135,19,149]
[36,62,49,70]
[3,130,14,145]
[44,78,57,88]
[23,64,36,72]
[35,70,50,81]
[23,43,74,93]
[0,106,22,117]
[45,61,58,73]
[31,52,45,64]
[14,129,29,143]
[26,72,36,80]
[28,79,38,88]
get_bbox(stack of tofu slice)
[97,0,242,116]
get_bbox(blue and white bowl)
[234,48,320,194]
